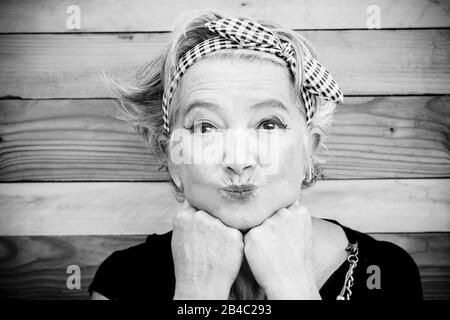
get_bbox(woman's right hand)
[171,200,244,299]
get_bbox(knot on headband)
[162,17,344,133]
[204,18,297,70]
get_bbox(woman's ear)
[309,127,323,154]
[167,160,182,190]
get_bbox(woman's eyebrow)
[251,99,288,112]
[183,101,221,116]
[183,99,288,116]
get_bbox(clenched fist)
[244,200,321,300]
[172,201,244,299]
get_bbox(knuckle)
[229,228,242,240]
[274,209,289,220]
[276,208,292,221]
[292,205,309,221]
[244,230,252,243]
[194,210,210,222]
[172,210,187,226]
[195,209,207,217]
[245,227,260,241]
[244,242,251,255]
[235,237,244,251]
[195,210,223,229]
[244,233,253,246]
[297,205,309,215]
[174,209,185,220]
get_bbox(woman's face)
[169,57,307,231]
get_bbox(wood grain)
[0,233,448,299]
[0,235,146,299]
[0,179,448,236]
[0,0,449,32]
[0,99,169,181]
[0,30,449,98]
[1,97,448,181]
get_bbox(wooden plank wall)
[0,0,449,299]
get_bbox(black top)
[89,219,423,300]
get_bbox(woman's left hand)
[244,200,321,299]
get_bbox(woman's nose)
[225,163,255,176]
[222,129,257,175]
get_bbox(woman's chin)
[213,205,273,231]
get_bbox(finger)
[195,210,242,237]
[266,207,290,222]
[195,209,223,225]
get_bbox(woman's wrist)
[265,287,321,300]
[263,277,321,300]
[173,279,232,300]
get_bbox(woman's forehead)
[178,58,294,104]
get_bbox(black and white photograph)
[0,0,449,307]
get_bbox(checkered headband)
[162,17,343,133]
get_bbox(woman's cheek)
[179,163,218,193]
[258,130,304,177]
[183,134,225,184]
[201,133,226,165]
[176,132,225,165]
[282,132,305,181]
[256,131,283,176]
[262,132,304,206]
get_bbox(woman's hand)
[244,201,321,299]
[171,200,244,300]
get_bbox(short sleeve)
[88,233,175,300]
[375,241,423,300]
[89,251,122,300]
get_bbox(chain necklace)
[336,242,359,300]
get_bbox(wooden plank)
[371,233,450,267]
[0,233,448,299]
[0,179,448,236]
[327,96,450,179]
[0,0,449,32]
[0,30,449,99]
[0,235,146,300]
[1,97,449,181]
[0,99,169,181]
[419,267,450,300]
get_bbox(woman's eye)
[190,122,217,134]
[257,118,287,130]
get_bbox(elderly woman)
[89,10,422,300]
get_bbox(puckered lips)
[220,184,257,201]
